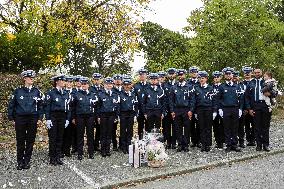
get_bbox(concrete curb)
[98,147,284,189]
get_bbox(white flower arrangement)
[146,139,168,167]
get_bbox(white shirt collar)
[178,81,186,86]
[201,83,208,88]
[226,81,233,86]
[25,85,33,90]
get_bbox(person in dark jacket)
[245,68,275,152]
[217,67,244,152]
[233,71,246,148]
[192,71,218,152]
[212,71,225,149]
[112,74,123,151]
[133,69,149,139]
[162,68,177,149]
[45,75,71,165]
[62,75,75,157]
[72,77,97,160]
[8,70,44,170]
[97,77,120,157]
[169,69,193,152]
[188,66,201,148]
[242,66,256,146]
[90,73,103,152]
[119,79,138,154]
[142,73,166,133]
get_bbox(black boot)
[78,155,83,160]
[50,158,57,166]
[56,158,64,165]
[23,160,31,169]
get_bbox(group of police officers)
[7,66,274,170]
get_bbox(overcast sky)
[132,0,203,71]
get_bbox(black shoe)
[201,147,206,152]
[88,154,94,159]
[263,146,271,152]
[23,163,30,169]
[247,142,256,146]
[166,144,171,149]
[71,149,77,154]
[205,146,211,152]
[197,143,202,148]
[177,146,182,152]
[225,147,231,152]
[56,158,64,165]
[256,146,262,151]
[184,147,189,152]
[231,146,242,152]
[78,155,83,160]
[101,152,107,157]
[50,159,57,166]
[190,143,197,148]
[94,146,100,152]
[113,146,118,151]
[171,145,177,149]
[16,163,23,170]
[106,152,111,156]
[64,152,71,157]
[239,143,245,148]
[216,144,224,149]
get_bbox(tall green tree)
[0,0,152,75]
[140,21,192,72]
[185,0,284,82]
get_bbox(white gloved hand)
[65,120,69,128]
[134,116,137,123]
[46,120,53,129]
[213,112,217,120]
[239,109,242,118]
[194,114,198,120]
[218,109,223,118]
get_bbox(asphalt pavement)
[125,153,284,189]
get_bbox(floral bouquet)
[146,138,168,168]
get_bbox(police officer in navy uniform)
[8,70,44,170]
[158,71,167,87]
[112,74,123,151]
[242,66,256,146]
[133,69,149,139]
[192,71,218,152]
[90,73,103,151]
[69,75,82,154]
[188,66,201,148]
[45,75,71,165]
[233,71,246,148]
[97,77,120,157]
[72,77,97,160]
[142,73,166,133]
[217,67,244,152]
[62,75,75,157]
[169,69,193,152]
[245,68,273,152]
[119,79,138,154]
[162,68,177,149]
[212,71,225,149]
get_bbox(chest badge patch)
[20,96,24,99]
[55,98,59,102]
